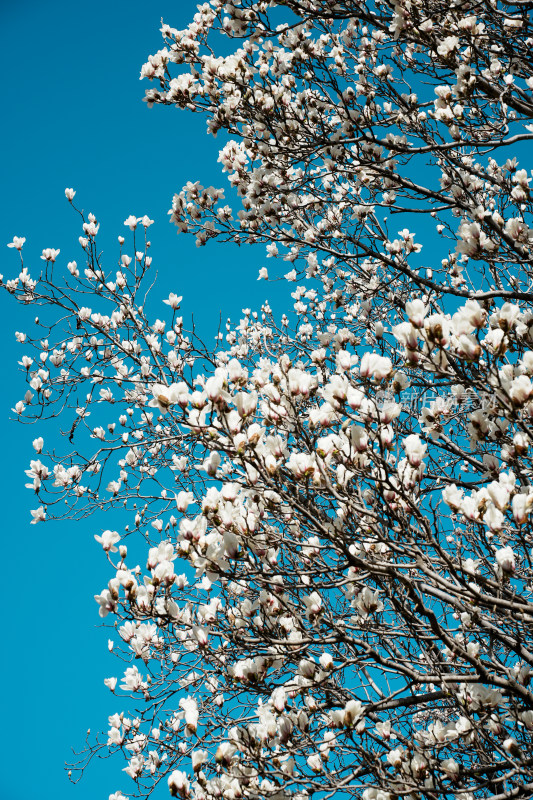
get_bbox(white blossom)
[495,546,516,575]
[6,6,533,799]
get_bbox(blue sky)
[0,3,273,798]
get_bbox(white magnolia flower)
[271,686,286,712]
[307,753,323,773]
[319,652,334,670]
[303,591,323,619]
[512,492,533,524]
[94,530,121,552]
[356,587,384,618]
[387,747,404,768]
[179,696,199,733]
[405,299,427,328]
[123,215,139,230]
[191,750,208,772]
[510,375,532,405]
[375,720,396,740]
[495,546,516,574]
[344,699,364,726]
[163,293,183,309]
[41,248,60,262]
[360,353,393,380]
[94,589,115,618]
[403,434,427,467]
[30,506,46,524]
[168,770,190,798]
[7,236,26,250]
[176,491,194,512]
[120,666,142,692]
[437,35,459,57]
[442,484,463,510]
[236,390,258,417]
[487,481,510,511]
[149,382,186,412]
[484,504,504,531]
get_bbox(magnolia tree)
[4,1,533,799]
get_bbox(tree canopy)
[4,2,533,800]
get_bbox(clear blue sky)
[0,3,273,798]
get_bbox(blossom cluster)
[5,2,533,800]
